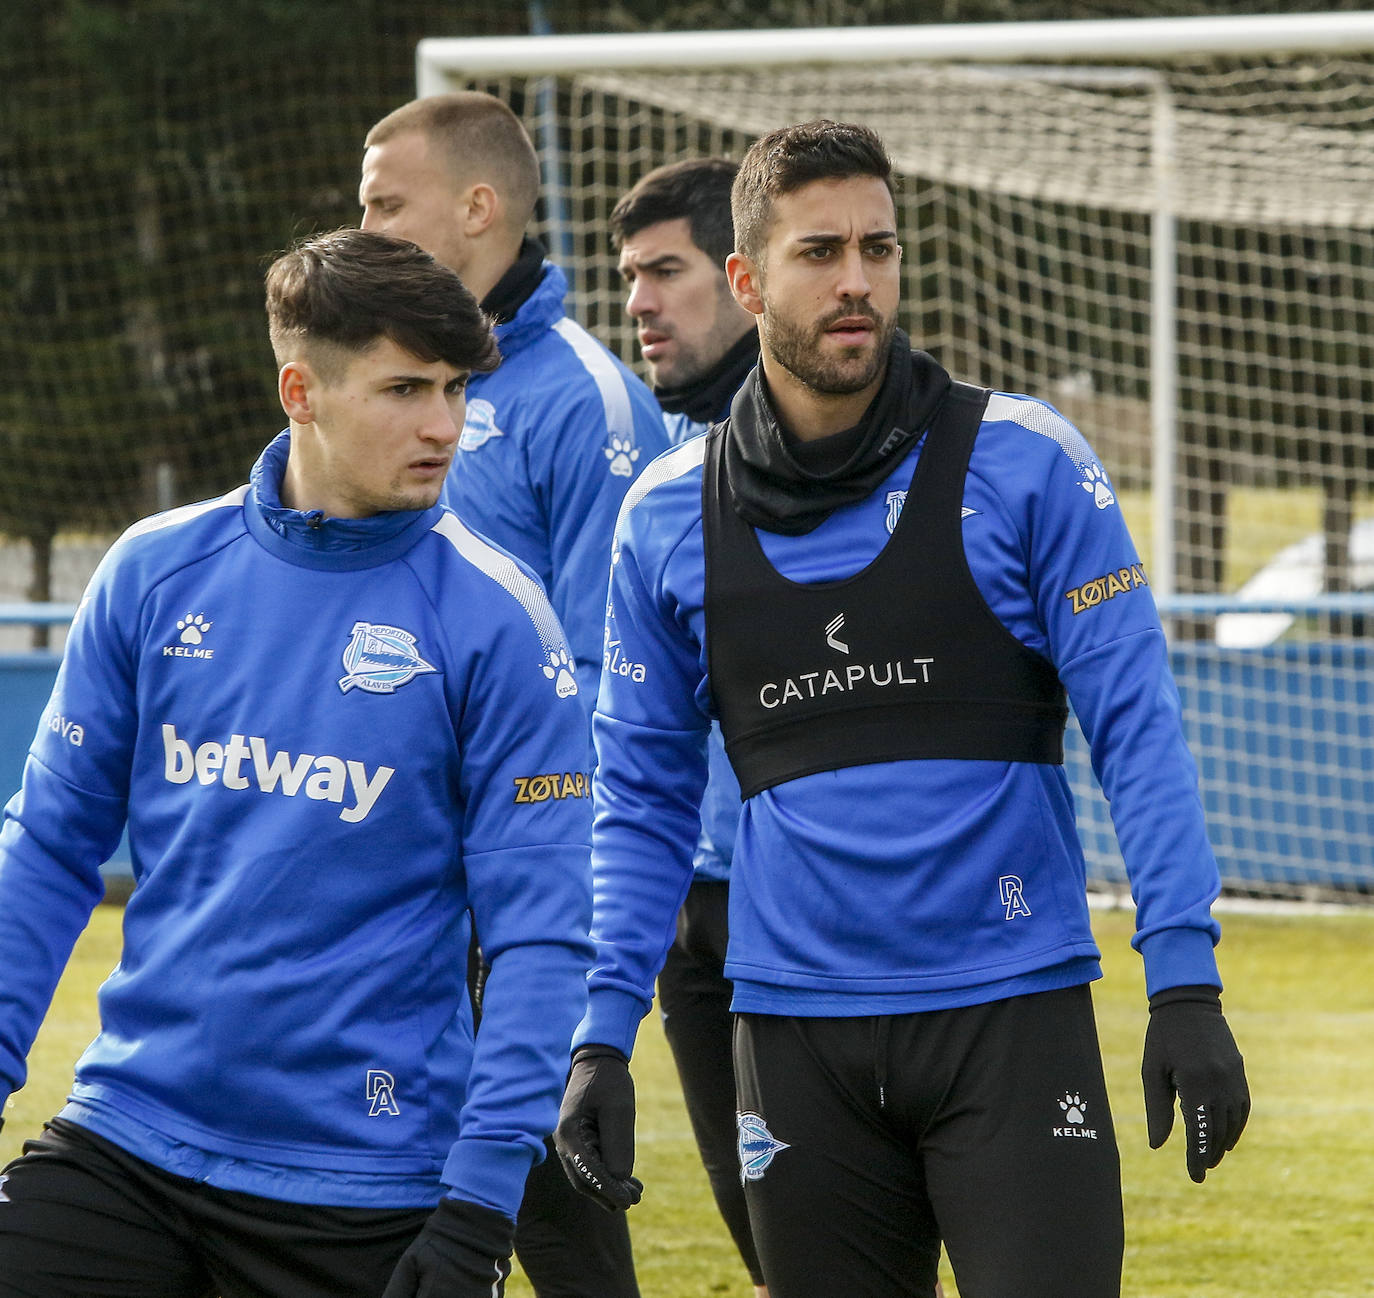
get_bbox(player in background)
[610,156,764,1296]
[613,158,759,447]
[555,120,1250,1298]
[0,228,593,1298]
[361,91,667,706]
[361,92,665,1298]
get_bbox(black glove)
[554,1044,644,1212]
[382,1197,514,1298]
[1142,985,1250,1183]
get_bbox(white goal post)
[418,11,1374,605]
[416,15,1374,897]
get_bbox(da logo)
[999,874,1032,920]
[366,1069,400,1117]
[737,1111,790,1183]
[339,622,437,695]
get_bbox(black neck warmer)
[654,330,761,425]
[480,236,548,324]
[721,328,953,535]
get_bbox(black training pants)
[657,877,764,1286]
[734,985,1124,1298]
[469,937,640,1298]
[0,1120,430,1298]
[513,1135,640,1298]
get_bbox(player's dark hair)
[610,157,738,266]
[265,228,500,383]
[365,92,541,231]
[732,120,894,263]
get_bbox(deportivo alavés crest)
[338,622,437,695]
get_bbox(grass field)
[1117,485,1374,591]
[4,901,1373,1297]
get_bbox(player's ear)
[278,360,317,425]
[461,182,500,237]
[727,252,763,316]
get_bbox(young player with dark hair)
[556,120,1250,1298]
[0,228,594,1298]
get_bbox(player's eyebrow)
[620,252,687,275]
[797,229,898,245]
[359,181,398,206]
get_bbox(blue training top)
[443,261,668,708]
[0,431,594,1218]
[579,392,1224,1058]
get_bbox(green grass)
[5,903,1374,1296]
[1115,487,1374,592]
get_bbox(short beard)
[648,282,747,390]
[648,332,711,391]
[762,300,895,396]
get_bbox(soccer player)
[556,121,1251,1298]
[610,157,766,1297]
[613,158,759,444]
[0,228,593,1298]
[360,91,665,1298]
[360,91,667,706]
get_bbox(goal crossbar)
[419,11,1374,88]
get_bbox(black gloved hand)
[554,1044,644,1212]
[1142,985,1250,1183]
[382,1197,514,1298]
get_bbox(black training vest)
[703,382,1068,799]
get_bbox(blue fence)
[2,601,1372,895]
[0,605,133,881]
[1067,641,1374,892]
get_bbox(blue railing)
[0,603,78,625]
[2,598,1371,894]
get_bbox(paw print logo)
[1080,463,1116,510]
[605,436,640,478]
[177,613,212,645]
[542,647,579,699]
[1059,1093,1087,1124]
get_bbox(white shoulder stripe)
[430,511,569,657]
[552,317,635,440]
[984,393,1099,475]
[614,435,707,536]
[117,485,250,545]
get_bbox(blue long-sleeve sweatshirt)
[579,393,1224,1057]
[0,432,595,1218]
[442,261,668,707]
[661,407,740,884]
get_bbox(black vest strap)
[703,382,1068,799]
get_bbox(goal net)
[423,17,1374,897]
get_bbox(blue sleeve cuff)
[572,987,652,1059]
[1135,926,1221,999]
[441,1137,537,1223]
